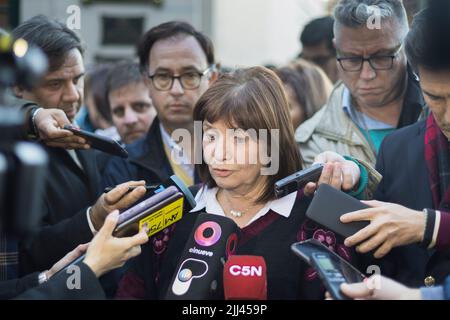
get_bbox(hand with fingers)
[341,200,426,258]
[90,180,147,231]
[44,243,89,280]
[304,151,360,197]
[34,108,91,150]
[333,275,421,300]
[83,210,149,277]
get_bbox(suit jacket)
[0,272,39,299]
[102,117,200,189]
[19,147,101,275]
[0,263,105,300]
[15,262,105,300]
[373,120,450,286]
[102,118,174,189]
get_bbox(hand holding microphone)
[83,210,148,277]
[44,210,149,280]
[90,180,147,231]
[54,175,195,276]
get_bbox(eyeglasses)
[337,44,403,72]
[148,67,212,91]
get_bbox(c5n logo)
[66,265,81,290]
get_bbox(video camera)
[0,32,49,237]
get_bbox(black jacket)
[373,120,450,286]
[19,146,101,275]
[1,263,105,300]
[102,118,174,189]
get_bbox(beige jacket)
[295,81,381,197]
[296,81,377,167]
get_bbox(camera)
[0,32,48,237]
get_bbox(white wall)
[20,0,212,64]
[19,0,329,67]
[212,0,328,68]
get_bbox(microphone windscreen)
[223,255,267,300]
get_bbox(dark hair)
[137,21,215,72]
[300,16,335,54]
[107,61,146,97]
[11,15,84,72]
[275,59,333,121]
[405,3,450,73]
[84,64,113,123]
[194,66,302,204]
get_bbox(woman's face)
[283,84,305,130]
[203,119,267,194]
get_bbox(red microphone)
[223,255,267,300]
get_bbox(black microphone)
[165,213,240,300]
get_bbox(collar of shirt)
[342,87,395,130]
[66,149,83,171]
[159,123,194,176]
[190,186,297,227]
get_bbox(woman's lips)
[211,168,233,177]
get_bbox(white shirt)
[190,186,297,227]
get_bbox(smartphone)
[114,192,183,237]
[291,239,365,300]
[274,163,324,198]
[305,183,369,238]
[63,125,128,158]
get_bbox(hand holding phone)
[63,125,128,158]
[274,163,324,198]
[305,184,369,238]
[291,239,366,300]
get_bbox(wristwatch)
[27,106,42,140]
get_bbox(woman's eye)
[204,133,216,141]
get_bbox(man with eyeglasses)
[103,21,218,190]
[296,0,426,169]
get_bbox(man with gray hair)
[296,0,426,170]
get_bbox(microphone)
[104,175,196,211]
[55,176,196,275]
[223,255,267,300]
[165,213,240,300]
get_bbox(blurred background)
[0,0,427,68]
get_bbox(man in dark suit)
[103,21,218,190]
[1,210,148,299]
[10,15,147,275]
[339,4,450,287]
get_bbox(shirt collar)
[190,186,297,227]
[342,87,395,130]
[159,123,182,152]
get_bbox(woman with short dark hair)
[116,66,360,300]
